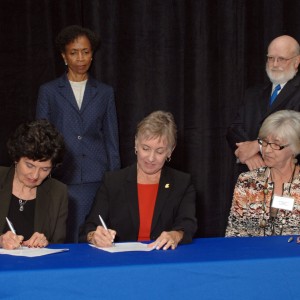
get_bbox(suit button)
[77,136,82,140]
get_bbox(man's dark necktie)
[270,84,281,105]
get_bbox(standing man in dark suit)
[227,35,300,173]
[36,25,120,242]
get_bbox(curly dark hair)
[7,119,65,167]
[55,25,100,53]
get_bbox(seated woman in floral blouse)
[226,110,300,237]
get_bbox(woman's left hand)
[149,230,183,250]
[22,232,49,248]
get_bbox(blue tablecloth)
[1,236,299,299]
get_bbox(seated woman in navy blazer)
[80,111,197,250]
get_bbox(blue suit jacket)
[36,74,120,184]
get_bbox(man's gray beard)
[266,67,297,85]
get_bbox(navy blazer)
[227,74,300,151]
[36,74,120,184]
[79,164,197,244]
[0,167,68,243]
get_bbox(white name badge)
[272,195,295,211]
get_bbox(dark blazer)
[36,74,120,184]
[79,164,197,244]
[227,74,300,151]
[0,167,68,243]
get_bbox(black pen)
[98,214,115,246]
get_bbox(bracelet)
[87,231,95,243]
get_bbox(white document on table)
[0,246,69,257]
[90,242,155,253]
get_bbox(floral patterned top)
[226,167,300,237]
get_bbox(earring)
[65,61,68,66]
[293,154,298,164]
[166,157,171,162]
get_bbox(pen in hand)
[5,217,22,248]
[6,217,16,234]
[98,214,115,246]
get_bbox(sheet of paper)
[0,246,69,257]
[90,242,155,253]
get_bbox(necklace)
[259,165,297,235]
[18,199,28,212]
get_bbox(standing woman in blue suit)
[36,25,120,242]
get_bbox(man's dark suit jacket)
[36,74,120,185]
[227,74,300,152]
[79,164,197,244]
[0,167,68,243]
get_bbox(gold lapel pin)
[165,183,170,188]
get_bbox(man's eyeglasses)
[266,55,298,65]
[257,138,289,151]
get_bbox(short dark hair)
[7,119,65,167]
[55,25,100,53]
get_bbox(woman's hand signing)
[88,226,116,248]
[0,231,24,249]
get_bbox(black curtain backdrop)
[1,0,300,237]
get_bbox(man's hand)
[235,140,260,163]
[244,153,266,170]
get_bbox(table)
[0,236,299,299]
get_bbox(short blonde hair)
[259,110,300,155]
[135,110,177,150]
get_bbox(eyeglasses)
[257,138,289,150]
[266,55,298,65]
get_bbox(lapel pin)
[165,183,170,188]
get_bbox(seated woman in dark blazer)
[80,111,197,250]
[0,120,67,249]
